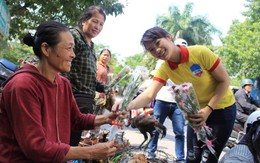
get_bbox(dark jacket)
[235,87,259,115]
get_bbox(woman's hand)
[94,102,126,127]
[65,140,121,161]
[186,106,212,128]
[87,140,117,159]
[111,99,124,113]
[105,109,127,126]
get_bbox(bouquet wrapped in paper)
[171,82,216,156]
[109,66,149,141]
[120,66,149,111]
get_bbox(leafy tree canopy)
[124,53,157,73]
[156,2,221,45]
[219,0,260,80]
[0,41,33,65]
[6,0,125,40]
[244,0,260,22]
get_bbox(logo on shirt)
[190,64,203,77]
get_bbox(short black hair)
[140,26,171,50]
[78,6,106,29]
[99,49,111,57]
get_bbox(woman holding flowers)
[114,26,236,163]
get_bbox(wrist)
[128,101,136,110]
[94,115,107,126]
[206,104,214,111]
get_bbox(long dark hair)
[23,20,69,59]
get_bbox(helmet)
[244,110,260,133]
[241,78,253,87]
[174,38,188,47]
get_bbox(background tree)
[124,53,157,72]
[218,0,260,80]
[243,0,260,22]
[219,20,260,79]
[0,42,33,64]
[6,0,125,41]
[156,2,221,45]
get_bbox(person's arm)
[236,90,259,113]
[188,62,230,127]
[208,62,231,109]
[93,110,126,127]
[127,80,164,111]
[64,141,117,161]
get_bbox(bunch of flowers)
[170,82,216,156]
[108,66,131,88]
[120,66,149,111]
[109,66,149,141]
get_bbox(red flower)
[116,75,121,80]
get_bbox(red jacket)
[0,64,96,162]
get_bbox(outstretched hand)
[106,109,126,127]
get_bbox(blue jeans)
[186,103,236,163]
[148,100,185,161]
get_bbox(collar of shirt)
[97,61,107,68]
[167,45,189,70]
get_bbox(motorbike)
[225,86,245,148]
[0,58,18,89]
[226,80,260,148]
[225,120,245,148]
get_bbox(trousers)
[148,100,185,161]
[186,103,236,163]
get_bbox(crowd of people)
[0,19,125,162]
[0,5,260,163]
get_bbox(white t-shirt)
[155,79,176,103]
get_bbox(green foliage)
[218,0,260,81]
[156,2,221,45]
[107,52,157,89]
[219,19,260,80]
[124,53,157,72]
[0,41,34,66]
[6,0,125,41]
[244,0,260,22]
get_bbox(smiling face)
[145,36,175,61]
[82,12,105,41]
[48,31,75,73]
